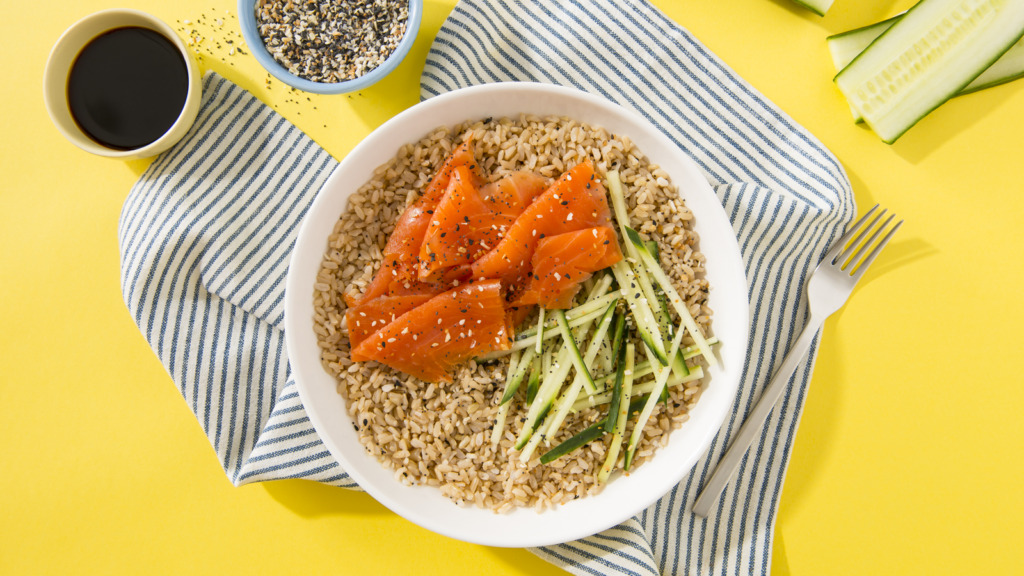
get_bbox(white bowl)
[285,82,750,547]
[43,9,202,159]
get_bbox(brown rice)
[312,115,712,511]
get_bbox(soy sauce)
[67,27,188,150]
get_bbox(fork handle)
[691,315,824,518]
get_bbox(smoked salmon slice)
[353,138,478,305]
[418,168,549,283]
[345,293,435,349]
[512,226,623,309]
[345,146,626,381]
[350,279,512,382]
[479,171,550,216]
[470,161,613,289]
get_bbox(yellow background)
[3,0,1022,574]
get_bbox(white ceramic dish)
[285,82,750,547]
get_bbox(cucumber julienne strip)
[603,319,629,434]
[624,226,717,368]
[541,301,619,440]
[611,259,669,365]
[539,420,604,465]
[625,317,687,470]
[527,352,542,405]
[573,366,704,412]
[598,342,635,483]
[499,347,534,404]
[534,307,545,355]
[606,170,669,336]
[490,350,521,448]
[828,12,1024,122]
[834,0,1024,143]
[554,310,599,395]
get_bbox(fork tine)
[826,204,880,263]
[842,212,894,272]
[851,218,903,281]
[834,208,887,265]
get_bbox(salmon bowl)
[284,82,750,547]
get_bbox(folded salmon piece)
[470,161,613,292]
[350,279,512,382]
[512,226,623,309]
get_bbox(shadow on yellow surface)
[263,478,391,518]
[772,529,792,576]
[889,85,1022,164]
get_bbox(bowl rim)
[237,0,423,94]
[285,81,751,547]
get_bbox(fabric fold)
[119,72,347,487]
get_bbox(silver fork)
[692,204,902,518]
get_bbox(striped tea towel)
[118,2,854,575]
[421,2,854,572]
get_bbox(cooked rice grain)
[313,115,711,511]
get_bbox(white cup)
[43,9,202,159]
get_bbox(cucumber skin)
[829,13,1024,123]
[835,0,1024,143]
[790,0,834,16]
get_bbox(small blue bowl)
[237,0,422,95]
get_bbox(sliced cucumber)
[790,0,834,17]
[834,0,1024,143]
[962,35,1024,93]
[542,302,619,439]
[490,350,521,448]
[624,226,716,368]
[606,170,669,341]
[829,12,1024,121]
[603,321,630,434]
[554,310,598,394]
[828,15,903,122]
[534,307,545,355]
[539,420,605,465]
[624,317,687,470]
[527,352,542,405]
[598,342,635,484]
[573,366,705,412]
[610,260,668,365]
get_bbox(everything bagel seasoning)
[256,0,409,83]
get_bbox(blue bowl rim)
[236,0,422,95]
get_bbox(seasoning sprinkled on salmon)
[354,138,477,305]
[469,160,612,287]
[512,226,623,309]
[345,293,435,348]
[350,279,511,382]
[346,145,624,382]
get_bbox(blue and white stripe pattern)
[119,72,354,488]
[119,0,854,572]
[422,1,854,574]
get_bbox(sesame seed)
[255,0,409,83]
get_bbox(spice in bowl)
[255,0,409,83]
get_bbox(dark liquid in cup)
[67,26,189,150]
